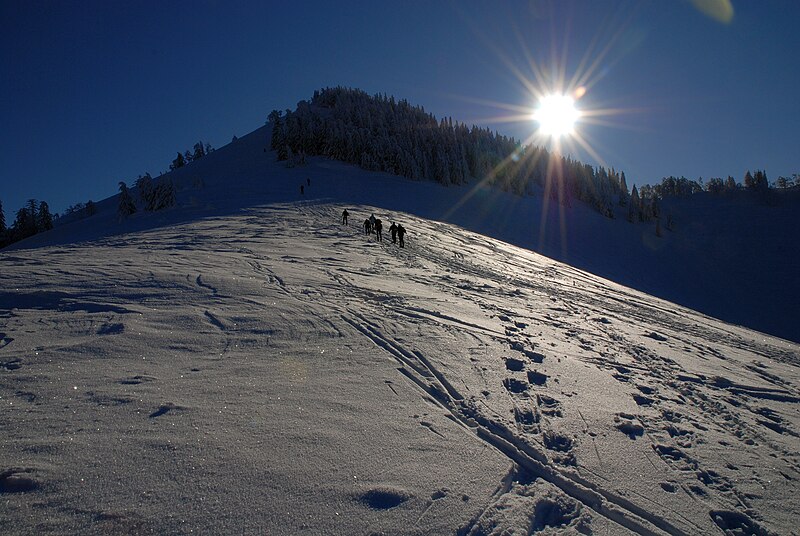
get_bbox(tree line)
[269,87,797,231]
[0,140,212,248]
[0,198,55,248]
[269,86,632,219]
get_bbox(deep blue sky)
[2,0,798,215]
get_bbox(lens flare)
[533,94,581,138]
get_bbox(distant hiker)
[300,185,305,195]
[375,219,383,242]
[389,222,398,243]
[307,178,311,186]
[369,214,376,231]
[342,209,349,225]
[397,224,406,248]
[364,218,372,235]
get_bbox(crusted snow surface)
[2,127,799,534]
[2,199,798,534]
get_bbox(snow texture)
[1,125,799,534]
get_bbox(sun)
[533,94,581,138]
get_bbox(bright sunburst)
[533,94,581,138]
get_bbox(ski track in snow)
[1,200,799,534]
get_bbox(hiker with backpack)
[397,224,406,248]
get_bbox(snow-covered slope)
[15,124,798,343]
[2,126,799,534]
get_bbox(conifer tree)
[744,170,755,189]
[0,199,5,233]
[27,199,38,224]
[170,152,186,171]
[754,170,769,190]
[118,181,137,219]
[192,141,206,161]
[13,207,36,239]
[151,179,176,210]
[628,185,640,223]
[37,201,53,231]
[618,172,629,206]
[135,173,155,210]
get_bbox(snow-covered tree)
[628,185,640,223]
[151,179,176,210]
[118,181,137,219]
[135,173,155,210]
[618,172,629,206]
[170,152,186,171]
[192,141,206,161]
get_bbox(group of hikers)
[341,209,406,248]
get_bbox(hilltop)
[7,93,799,343]
[1,109,799,534]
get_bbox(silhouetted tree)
[135,173,155,210]
[754,169,769,190]
[85,200,97,216]
[170,152,186,171]
[192,141,206,161]
[618,171,629,206]
[151,179,176,210]
[0,199,5,234]
[628,185,640,223]
[37,201,53,231]
[118,181,137,219]
[13,206,36,240]
[744,170,755,189]
[706,177,724,194]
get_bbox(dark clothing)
[375,220,383,242]
[300,185,304,195]
[397,224,406,248]
[342,209,349,225]
[389,223,397,243]
[364,219,371,235]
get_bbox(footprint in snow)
[0,469,40,493]
[503,378,529,394]
[359,486,411,510]
[527,370,547,385]
[505,357,525,371]
[149,403,184,418]
[614,413,645,439]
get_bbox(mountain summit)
[2,94,799,534]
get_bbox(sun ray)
[442,1,653,249]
